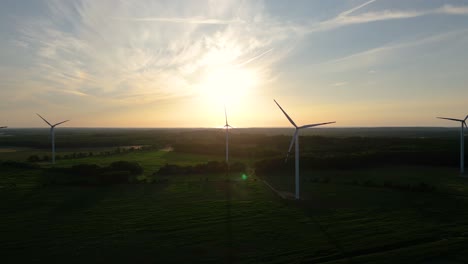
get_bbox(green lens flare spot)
[241,174,248,180]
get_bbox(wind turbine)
[274,99,335,200]
[37,114,69,164]
[437,115,468,174]
[224,106,233,167]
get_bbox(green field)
[1,128,468,263]
[2,162,468,263]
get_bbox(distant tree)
[27,155,41,163]
[109,161,143,175]
[3,161,40,169]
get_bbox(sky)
[1,0,468,128]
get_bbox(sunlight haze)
[1,0,468,127]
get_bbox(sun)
[198,65,258,104]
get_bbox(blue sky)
[1,0,468,127]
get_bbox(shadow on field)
[48,183,170,216]
[287,188,468,263]
[48,187,113,215]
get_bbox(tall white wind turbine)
[274,99,335,200]
[437,115,468,174]
[224,106,233,167]
[37,114,69,164]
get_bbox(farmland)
[1,128,468,263]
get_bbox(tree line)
[42,161,144,186]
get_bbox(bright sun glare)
[198,65,258,104]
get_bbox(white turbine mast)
[37,114,69,164]
[437,115,468,174]
[224,106,233,166]
[274,99,335,200]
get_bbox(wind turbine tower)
[274,99,335,200]
[224,106,233,167]
[437,115,467,174]
[37,114,69,164]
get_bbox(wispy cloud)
[437,5,468,15]
[333,82,348,87]
[304,2,468,33]
[14,0,299,109]
[339,0,377,17]
[113,16,244,25]
[236,48,274,67]
[14,0,468,106]
[311,28,468,74]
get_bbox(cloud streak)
[113,16,244,25]
[314,28,468,73]
[305,3,468,33]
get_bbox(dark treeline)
[173,134,460,160]
[26,146,157,162]
[42,161,144,186]
[155,161,246,176]
[255,150,462,173]
[0,129,170,148]
[172,143,279,158]
[0,128,463,155]
[1,160,40,169]
[1,129,465,171]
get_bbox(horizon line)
[1,126,463,129]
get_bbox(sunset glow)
[1,0,468,127]
[198,65,258,105]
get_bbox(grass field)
[1,128,468,263]
[2,163,468,263]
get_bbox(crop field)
[1,128,468,263]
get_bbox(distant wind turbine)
[37,114,69,164]
[437,115,468,174]
[274,99,335,200]
[224,106,233,166]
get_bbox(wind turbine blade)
[299,121,336,129]
[36,113,52,126]
[285,130,298,162]
[274,99,297,128]
[53,120,70,127]
[437,117,464,122]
